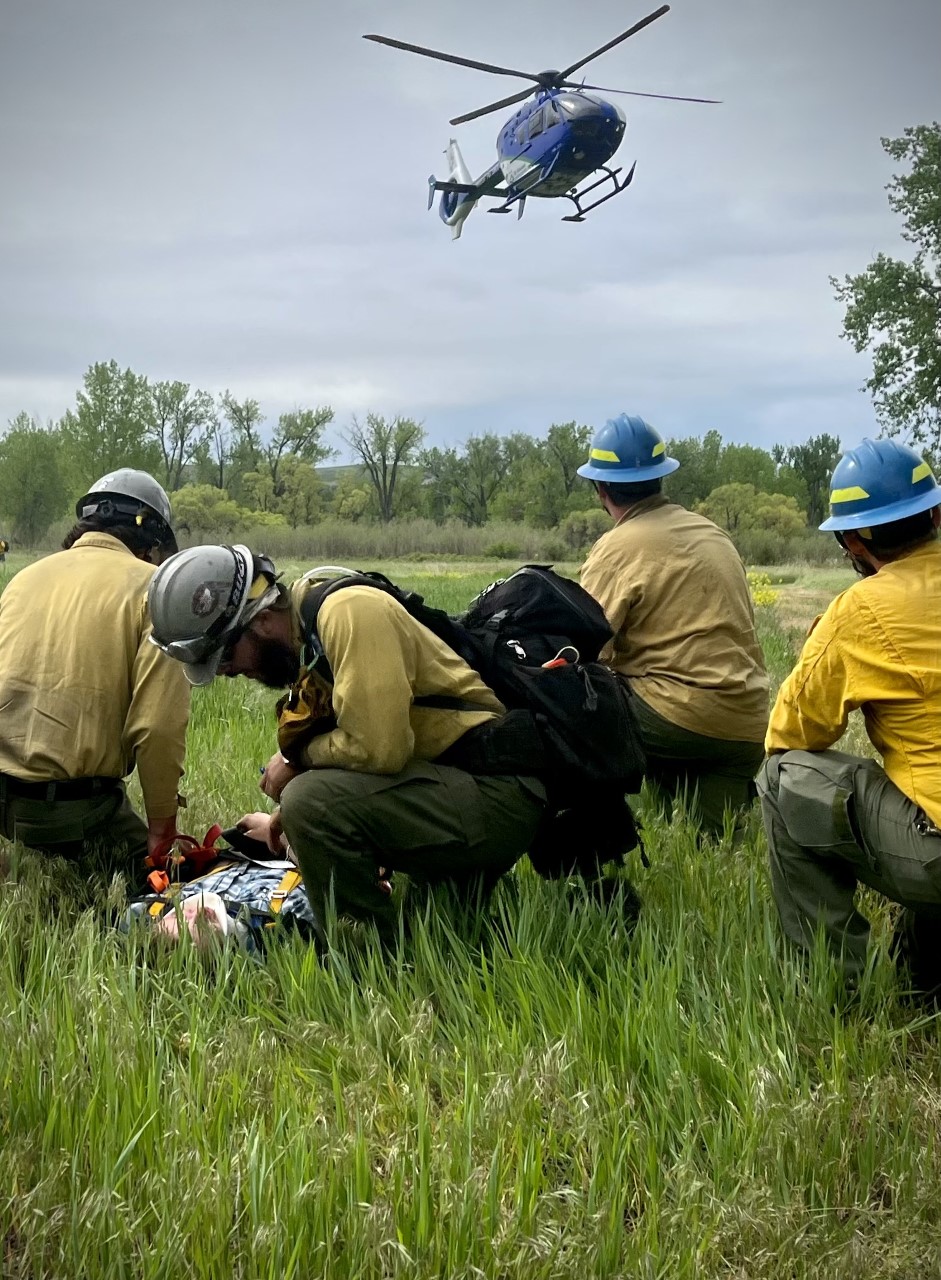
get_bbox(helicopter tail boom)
[430,139,479,239]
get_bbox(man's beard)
[845,550,877,578]
[253,637,301,688]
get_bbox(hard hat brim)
[819,486,941,530]
[577,456,680,483]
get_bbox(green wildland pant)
[279,760,546,940]
[0,776,148,880]
[757,749,941,979]
[631,694,765,837]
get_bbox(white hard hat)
[147,544,280,685]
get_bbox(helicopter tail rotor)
[431,139,479,239]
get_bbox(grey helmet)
[77,468,172,524]
[77,468,176,553]
[148,544,281,685]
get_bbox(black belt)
[0,772,120,802]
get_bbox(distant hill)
[317,464,366,487]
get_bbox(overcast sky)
[1,0,938,460]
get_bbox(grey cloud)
[1,0,938,451]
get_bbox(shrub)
[746,571,780,608]
[484,541,520,560]
[557,508,610,555]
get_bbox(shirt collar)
[613,493,672,527]
[70,531,138,556]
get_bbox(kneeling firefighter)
[147,546,547,946]
[0,468,190,876]
[577,414,770,838]
[758,439,941,996]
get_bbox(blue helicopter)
[364,4,717,239]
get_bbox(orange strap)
[144,824,225,880]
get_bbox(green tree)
[195,402,235,490]
[240,470,276,513]
[489,435,553,525]
[0,414,70,544]
[151,381,216,491]
[720,443,777,492]
[220,392,264,476]
[663,429,723,507]
[418,446,457,522]
[276,459,322,527]
[697,483,806,536]
[493,453,566,527]
[266,407,335,492]
[832,123,941,449]
[773,433,842,526]
[59,360,158,485]
[557,507,611,555]
[331,473,371,522]
[545,422,592,499]
[172,484,249,536]
[422,434,509,526]
[346,414,425,522]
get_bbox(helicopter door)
[527,108,545,140]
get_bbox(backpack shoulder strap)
[296,574,484,714]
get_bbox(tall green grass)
[1,567,936,1279]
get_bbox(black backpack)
[299,565,646,878]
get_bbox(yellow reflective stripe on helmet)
[652,441,665,457]
[590,448,620,463]
[830,485,870,503]
[912,461,932,484]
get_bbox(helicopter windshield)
[555,93,604,119]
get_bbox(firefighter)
[757,438,941,995]
[147,547,545,946]
[0,469,190,878]
[578,414,770,837]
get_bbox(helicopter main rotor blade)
[449,86,535,126]
[560,4,671,80]
[571,81,721,104]
[363,34,539,83]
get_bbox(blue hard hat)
[819,438,941,531]
[577,414,680,483]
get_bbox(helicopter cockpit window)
[556,93,600,119]
[515,123,527,146]
[527,108,545,139]
[544,100,560,127]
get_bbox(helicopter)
[364,4,718,239]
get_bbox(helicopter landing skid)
[487,193,528,220]
[560,161,637,222]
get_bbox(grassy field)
[3,555,939,1279]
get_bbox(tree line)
[0,359,845,546]
[2,123,938,548]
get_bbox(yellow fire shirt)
[580,496,770,743]
[0,533,190,818]
[293,583,504,773]
[767,539,941,826]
